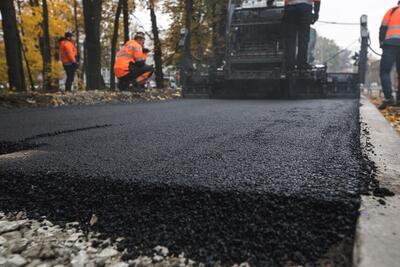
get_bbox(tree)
[73,0,84,89]
[314,35,353,73]
[180,0,193,89]
[110,0,123,90]
[0,0,26,91]
[210,0,228,67]
[149,0,164,89]
[83,0,104,90]
[16,0,35,91]
[162,0,229,67]
[42,0,53,91]
[123,0,129,42]
[13,0,73,89]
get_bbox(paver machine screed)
[179,0,359,99]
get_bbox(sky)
[135,0,399,58]
[315,0,397,56]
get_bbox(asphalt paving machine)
[180,0,359,98]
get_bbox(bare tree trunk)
[73,0,81,55]
[210,1,218,71]
[83,0,104,90]
[149,0,164,89]
[17,0,35,91]
[0,0,26,92]
[42,0,52,91]
[184,0,193,64]
[110,0,123,90]
[83,40,87,87]
[180,0,193,90]
[217,0,228,65]
[123,0,129,42]
[73,0,83,89]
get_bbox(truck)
[181,0,360,99]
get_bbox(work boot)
[118,80,129,91]
[378,97,395,110]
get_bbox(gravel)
[0,212,208,267]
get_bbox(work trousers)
[118,64,154,91]
[380,45,400,100]
[63,64,78,92]
[283,4,313,68]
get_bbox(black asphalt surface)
[0,99,373,266]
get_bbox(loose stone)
[4,254,27,267]
[98,248,119,258]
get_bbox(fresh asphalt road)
[0,99,370,266]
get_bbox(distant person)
[268,0,321,70]
[379,1,400,109]
[59,31,78,92]
[114,32,154,91]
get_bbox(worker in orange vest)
[268,0,321,71]
[59,32,79,92]
[114,32,154,91]
[379,1,400,109]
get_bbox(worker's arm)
[133,48,147,68]
[380,26,388,47]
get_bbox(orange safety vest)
[285,0,320,6]
[114,39,148,78]
[381,6,400,46]
[59,39,77,65]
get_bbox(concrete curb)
[353,95,400,267]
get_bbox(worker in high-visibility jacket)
[379,1,400,109]
[114,32,154,91]
[268,0,321,71]
[59,32,79,92]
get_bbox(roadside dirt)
[0,89,181,109]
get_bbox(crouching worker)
[114,32,154,91]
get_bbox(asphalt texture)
[0,99,373,266]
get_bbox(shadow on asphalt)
[0,171,360,267]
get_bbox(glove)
[143,48,150,54]
[311,13,319,24]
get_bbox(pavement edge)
[353,95,400,267]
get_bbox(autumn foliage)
[0,0,229,91]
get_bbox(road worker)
[268,0,321,71]
[379,1,400,109]
[59,32,79,92]
[114,32,154,91]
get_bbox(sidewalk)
[353,95,400,267]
